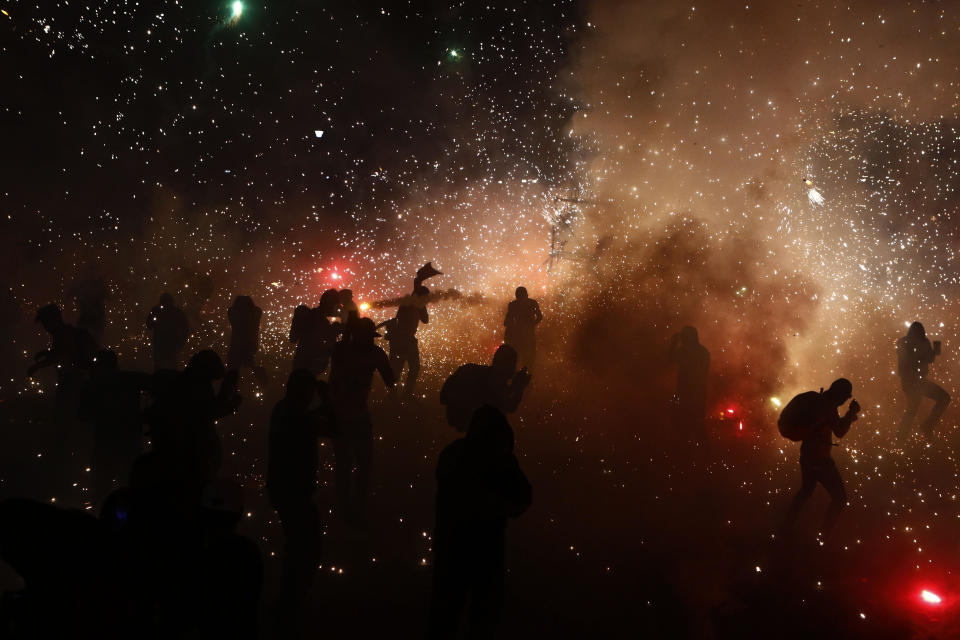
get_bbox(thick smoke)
[555,0,960,426]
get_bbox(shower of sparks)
[807,187,825,206]
[5,3,960,632]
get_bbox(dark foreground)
[1,366,958,639]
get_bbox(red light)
[738,421,744,431]
[920,589,942,605]
[331,272,340,280]
[726,408,735,414]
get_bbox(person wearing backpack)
[780,378,860,539]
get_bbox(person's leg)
[275,498,321,636]
[818,458,847,537]
[406,343,421,398]
[428,548,469,640]
[333,436,354,518]
[919,379,951,436]
[389,343,405,381]
[467,551,506,640]
[353,430,373,520]
[781,460,817,533]
[897,381,923,441]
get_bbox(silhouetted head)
[414,285,430,298]
[339,289,354,302]
[351,317,380,344]
[201,478,244,528]
[185,349,225,380]
[91,349,118,379]
[824,378,853,407]
[466,405,515,458]
[318,288,340,316]
[232,294,254,309]
[34,304,63,332]
[491,344,518,379]
[680,326,699,346]
[158,292,175,308]
[285,369,317,408]
[515,286,528,299]
[907,321,926,340]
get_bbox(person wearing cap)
[328,317,395,524]
[781,378,861,539]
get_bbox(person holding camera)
[781,378,860,540]
[896,321,951,441]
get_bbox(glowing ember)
[920,590,942,605]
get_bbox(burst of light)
[807,187,824,206]
[920,589,942,605]
[314,130,324,138]
[771,397,782,407]
[726,407,735,415]
[359,302,370,312]
[231,1,243,19]
[331,272,340,280]
[449,50,459,58]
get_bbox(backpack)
[777,390,823,441]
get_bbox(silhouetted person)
[669,326,710,435]
[197,479,263,640]
[339,288,359,324]
[429,406,532,640]
[0,498,113,637]
[896,321,951,440]
[384,284,429,399]
[782,378,860,539]
[28,304,98,476]
[147,350,241,502]
[146,293,189,371]
[68,269,110,345]
[228,294,267,386]
[440,344,531,432]
[290,289,340,376]
[329,317,395,523]
[78,349,151,505]
[503,286,543,369]
[267,370,337,634]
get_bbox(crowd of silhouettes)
[8,261,957,638]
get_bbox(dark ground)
[1,364,959,639]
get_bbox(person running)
[896,321,950,441]
[440,345,531,433]
[781,378,860,539]
[503,287,543,369]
